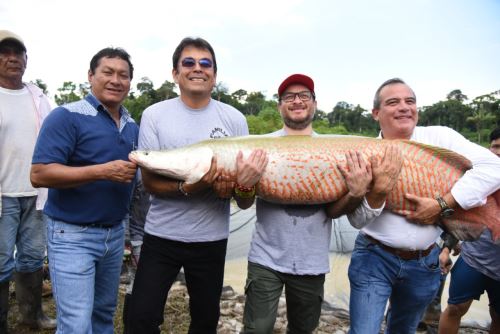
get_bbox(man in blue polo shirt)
[30,47,138,334]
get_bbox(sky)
[2,0,499,112]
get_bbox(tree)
[79,83,90,97]
[156,80,178,101]
[231,89,247,103]
[446,89,468,103]
[313,109,327,122]
[467,94,498,144]
[32,79,49,95]
[55,81,81,105]
[245,107,282,134]
[328,101,352,127]
[211,82,229,102]
[136,77,155,95]
[242,91,267,115]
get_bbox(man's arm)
[403,192,458,225]
[142,156,221,197]
[31,161,137,188]
[404,127,500,224]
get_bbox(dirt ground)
[6,281,489,334]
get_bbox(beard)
[283,112,314,130]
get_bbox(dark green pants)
[243,262,325,334]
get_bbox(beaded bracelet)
[178,181,189,196]
[234,184,256,198]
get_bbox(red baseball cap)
[278,74,315,97]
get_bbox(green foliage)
[124,77,178,123]
[46,79,499,143]
[247,107,282,134]
[32,79,49,95]
[54,81,81,105]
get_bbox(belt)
[365,234,435,260]
[85,223,116,229]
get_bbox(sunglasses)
[181,57,213,69]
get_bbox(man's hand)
[366,145,403,208]
[103,160,137,183]
[439,247,453,274]
[403,193,441,225]
[339,150,372,198]
[325,150,372,218]
[213,173,234,199]
[183,156,220,194]
[236,149,268,188]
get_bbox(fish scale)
[130,135,500,243]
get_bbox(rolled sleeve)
[347,197,385,229]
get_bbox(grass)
[6,281,191,334]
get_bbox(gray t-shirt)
[248,129,332,275]
[138,97,248,242]
[461,229,500,281]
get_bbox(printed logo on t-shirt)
[210,127,229,138]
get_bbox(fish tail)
[444,193,500,244]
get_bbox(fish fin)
[401,140,472,171]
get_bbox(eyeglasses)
[181,57,213,69]
[280,91,314,103]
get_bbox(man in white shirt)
[347,78,500,333]
[0,30,55,332]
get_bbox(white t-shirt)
[0,86,38,196]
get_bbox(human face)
[372,83,417,139]
[0,42,27,89]
[88,56,131,113]
[278,84,316,130]
[172,45,216,99]
[490,138,500,157]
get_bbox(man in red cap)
[0,29,56,331]
[242,74,373,333]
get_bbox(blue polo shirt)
[32,94,139,224]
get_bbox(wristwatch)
[436,196,454,217]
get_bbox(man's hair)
[89,47,134,79]
[373,78,416,109]
[172,37,217,74]
[490,128,500,142]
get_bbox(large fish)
[129,135,500,243]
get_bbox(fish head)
[129,146,213,184]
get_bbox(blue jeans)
[0,196,46,282]
[348,233,441,334]
[46,216,125,334]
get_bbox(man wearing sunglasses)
[128,37,267,334]
[242,74,373,333]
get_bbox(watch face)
[441,208,454,217]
